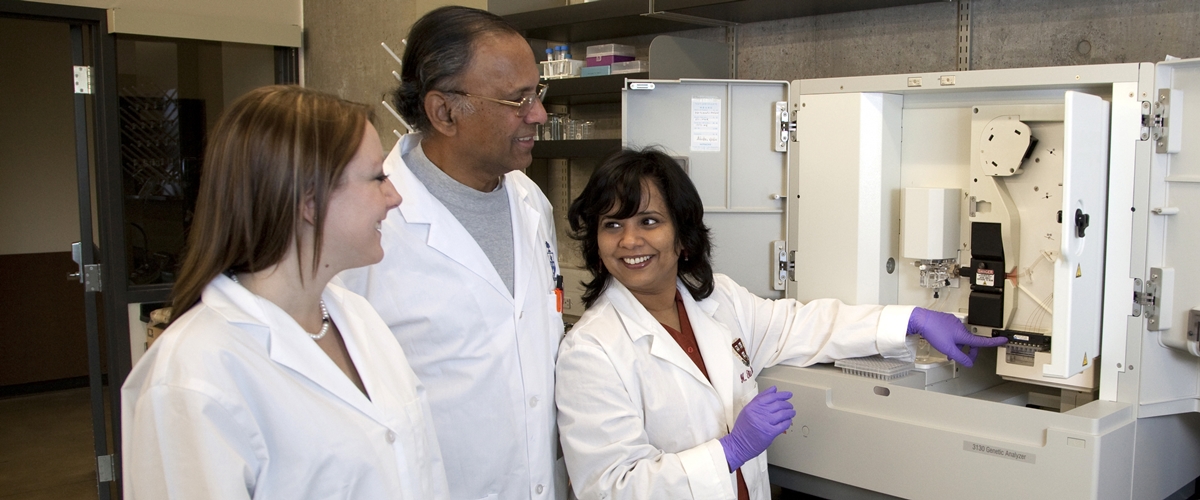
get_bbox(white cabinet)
[622,60,1200,499]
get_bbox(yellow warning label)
[1082,353,1088,366]
[1076,265,1082,278]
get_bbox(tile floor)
[0,387,100,500]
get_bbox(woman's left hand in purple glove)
[907,308,1008,367]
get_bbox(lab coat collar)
[202,275,384,423]
[386,135,513,302]
[602,278,719,395]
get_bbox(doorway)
[0,1,296,497]
[0,12,107,500]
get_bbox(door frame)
[0,1,122,497]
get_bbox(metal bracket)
[774,102,791,152]
[73,66,93,94]
[1132,277,1143,317]
[956,0,971,71]
[726,25,738,79]
[643,0,738,27]
[1188,309,1200,342]
[787,250,797,283]
[97,454,115,482]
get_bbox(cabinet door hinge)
[1132,277,1145,317]
[774,101,794,152]
[83,264,102,292]
[1134,268,1174,331]
[1141,89,1183,154]
[73,66,93,94]
[96,454,115,482]
[773,245,796,291]
[772,241,788,290]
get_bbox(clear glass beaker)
[545,114,564,140]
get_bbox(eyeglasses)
[445,83,549,118]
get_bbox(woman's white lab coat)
[121,275,449,500]
[555,274,913,500]
[338,134,566,500]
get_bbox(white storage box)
[610,60,648,74]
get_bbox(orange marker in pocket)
[555,275,564,313]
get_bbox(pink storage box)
[585,43,635,67]
[586,55,634,67]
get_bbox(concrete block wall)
[648,0,1200,80]
[303,0,484,149]
[303,0,1200,149]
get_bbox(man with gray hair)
[338,6,566,500]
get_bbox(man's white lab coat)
[339,134,566,500]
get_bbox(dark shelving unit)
[544,72,647,105]
[655,0,943,25]
[533,139,622,159]
[505,0,699,42]
[503,0,943,43]
[534,74,640,159]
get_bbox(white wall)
[0,17,80,256]
[24,0,302,46]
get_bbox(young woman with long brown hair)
[121,86,448,499]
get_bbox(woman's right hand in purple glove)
[718,386,795,471]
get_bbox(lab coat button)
[529,396,539,407]
[386,431,396,443]
[536,484,544,494]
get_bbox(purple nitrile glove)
[908,307,1008,367]
[718,386,796,471]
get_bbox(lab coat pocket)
[739,379,760,412]
[471,494,499,500]
[548,292,564,334]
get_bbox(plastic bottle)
[549,45,564,78]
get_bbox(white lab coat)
[339,134,566,500]
[121,275,449,500]
[555,275,913,500]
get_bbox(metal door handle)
[69,241,83,283]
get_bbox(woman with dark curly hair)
[556,148,1005,500]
